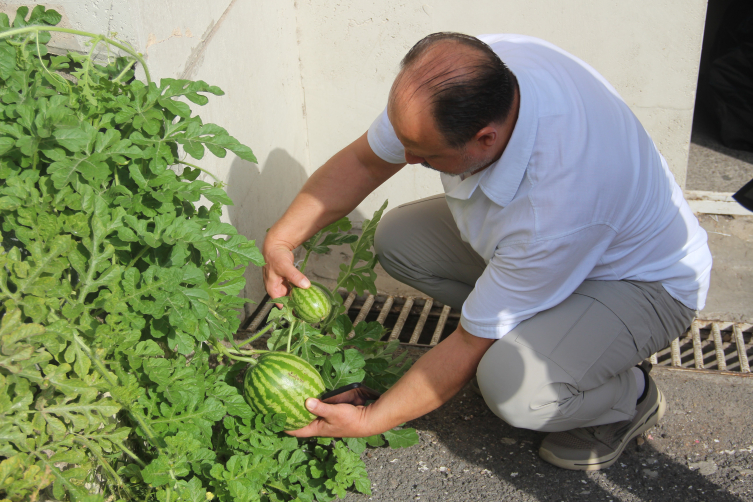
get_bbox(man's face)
[388,97,491,177]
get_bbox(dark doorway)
[687,0,753,192]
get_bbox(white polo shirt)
[367,34,712,339]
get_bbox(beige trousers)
[374,195,696,432]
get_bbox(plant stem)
[234,321,276,348]
[115,440,147,468]
[113,58,136,83]
[286,319,296,353]
[72,333,165,448]
[211,339,259,365]
[0,26,152,85]
[334,233,370,293]
[299,228,324,274]
[177,160,221,182]
[126,245,149,268]
[224,347,266,356]
[73,436,128,492]
[299,249,312,274]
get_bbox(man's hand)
[286,325,496,439]
[260,133,404,300]
[286,399,374,438]
[262,242,311,299]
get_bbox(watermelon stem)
[299,228,324,274]
[286,319,296,352]
[233,320,277,349]
[210,339,261,365]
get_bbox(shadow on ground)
[346,359,753,502]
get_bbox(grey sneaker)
[538,368,665,471]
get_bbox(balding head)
[389,33,516,149]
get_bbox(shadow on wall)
[224,148,309,318]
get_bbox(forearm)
[359,325,496,436]
[265,133,404,253]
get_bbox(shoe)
[538,365,665,471]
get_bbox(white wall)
[296,0,708,217]
[2,0,709,306]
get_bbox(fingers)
[286,266,311,290]
[285,399,332,437]
[262,246,311,299]
[304,398,334,418]
[322,388,369,406]
[284,399,365,438]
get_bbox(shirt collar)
[444,66,538,207]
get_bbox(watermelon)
[243,351,326,429]
[290,282,333,324]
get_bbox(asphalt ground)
[345,364,753,502]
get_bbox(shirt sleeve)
[367,107,407,164]
[460,224,617,339]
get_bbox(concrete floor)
[686,111,753,323]
[686,109,753,194]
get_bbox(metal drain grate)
[241,292,753,375]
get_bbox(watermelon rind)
[243,352,326,429]
[290,282,332,324]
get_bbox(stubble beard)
[421,149,491,178]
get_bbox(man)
[262,32,712,470]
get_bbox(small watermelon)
[290,282,333,324]
[243,351,326,429]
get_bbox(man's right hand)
[262,242,311,299]
[260,132,404,301]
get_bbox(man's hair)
[396,32,516,148]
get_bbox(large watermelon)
[290,282,333,324]
[243,352,326,429]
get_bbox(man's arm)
[263,132,405,298]
[286,323,496,438]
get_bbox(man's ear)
[474,126,498,149]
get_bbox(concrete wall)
[296,0,708,215]
[2,0,709,306]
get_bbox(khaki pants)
[374,195,696,432]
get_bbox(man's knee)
[475,339,534,429]
[476,338,579,432]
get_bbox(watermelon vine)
[0,6,416,502]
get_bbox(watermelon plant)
[0,6,416,502]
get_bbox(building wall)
[296,0,708,217]
[2,0,709,306]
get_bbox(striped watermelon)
[290,282,332,324]
[243,351,326,429]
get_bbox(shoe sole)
[539,388,666,471]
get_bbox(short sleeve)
[367,107,407,165]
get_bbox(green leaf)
[142,455,172,486]
[321,349,366,390]
[382,428,419,448]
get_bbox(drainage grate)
[241,292,753,375]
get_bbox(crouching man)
[262,32,711,470]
